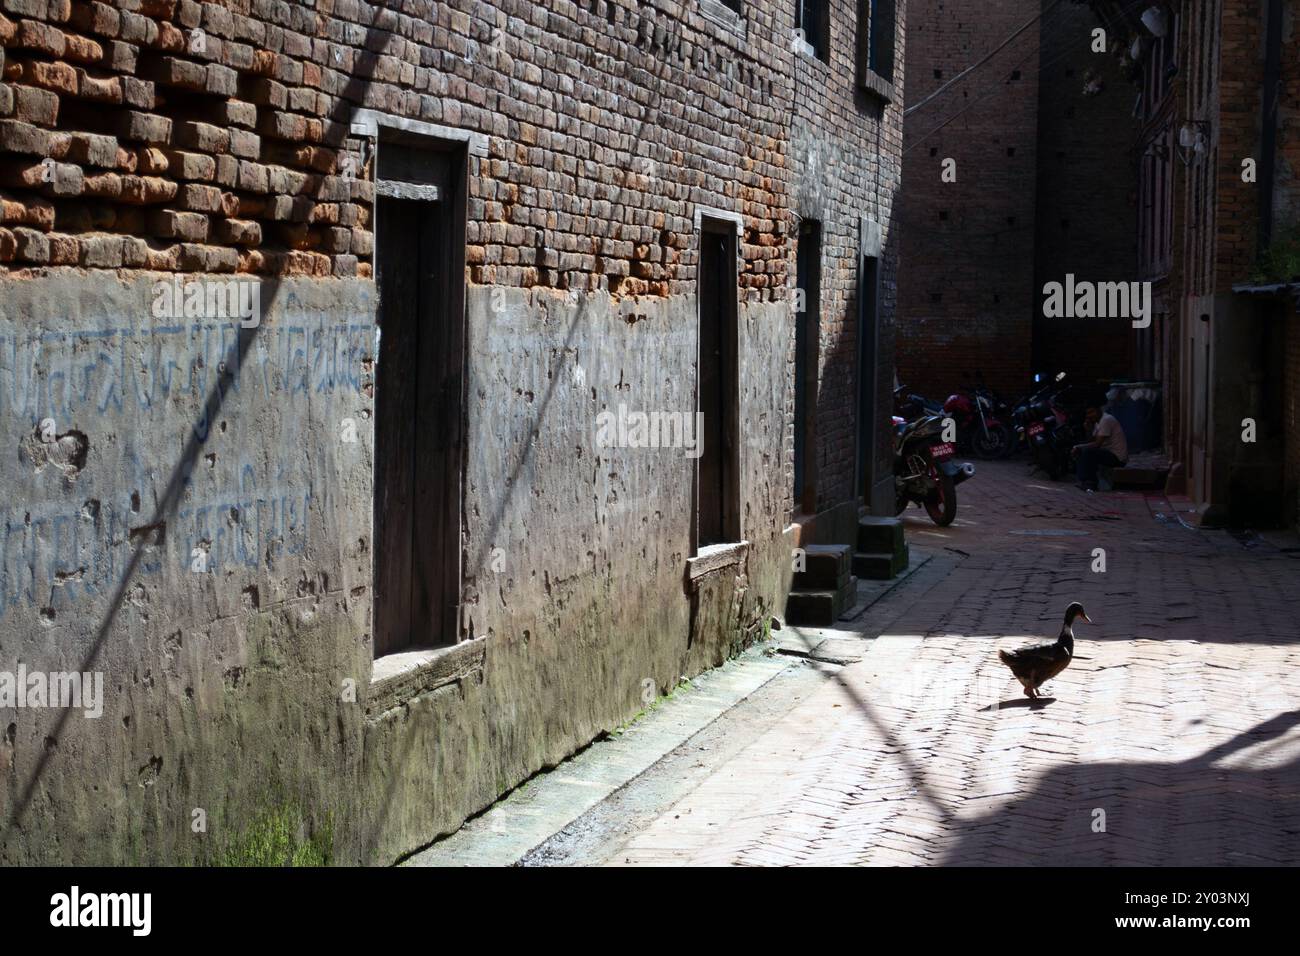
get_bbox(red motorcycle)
[942,388,1013,460]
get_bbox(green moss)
[215,802,334,867]
[1250,225,1300,284]
[609,677,694,737]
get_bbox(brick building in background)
[1032,0,1136,384]
[0,1,904,864]
[1087,0,1298,529]
[895,0,1137,401]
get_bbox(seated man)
[1071,403,1128,491]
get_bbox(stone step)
[785,575,858,626]
[857,516,906,558]
[853,548,909,581]
[793,543,852,590]
[1105,465,1169,490]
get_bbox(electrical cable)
[901,0,1136,159]
[895,5,1141,244]
[903,0,1151,153]
[904,0,1067,116]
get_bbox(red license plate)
[1028,423,1045,436]
[931,443,954,460]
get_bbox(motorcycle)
[892,412,976,526]
[896,383,1009,459]
[942,386,1014,459]
[1011,377,1061,466]
[1018,373,1090,479]
[894,384,944,421]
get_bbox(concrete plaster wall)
[0,270,792,864]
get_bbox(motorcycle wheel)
[972,424,1012,460]
[923,456,958,526]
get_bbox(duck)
[998,602,1091,699]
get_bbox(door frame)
[855,216,884,508]
[692,206,744,553]
[794,218,822,515]
[363,114,482,655]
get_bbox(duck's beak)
[1080,611,1093,625]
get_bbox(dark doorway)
[855,254,880,504]
[373,145,465,658]
[696,222,740,548]
[794,220,821,513]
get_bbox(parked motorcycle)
[943,386,1013,460]
[971,382,1018,458]
[892,412,976,526]
[895,382,1010,460]
[1017,373,1091,480]
[894,384,944,421]
[1011,377,1060,466]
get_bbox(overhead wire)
[894,0,1147,245]
[902,0,1150,157]
[904,0,1068,116]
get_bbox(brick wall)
[1282,0,1300,530]
[897,0,1140,403]
[1032,0,1137,388]
[0,0,907,863]
[1286,298,1300,528]
[1271,0,1300,529]
[0,0,904,524]
[895,0,1041,401]
[790,0,905,516]
[0,0,798,300]
[1213,0,1263,287]
[0,0,375,276]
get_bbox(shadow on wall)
[0,10,399,855]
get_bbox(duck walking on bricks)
[999,602,1092,699]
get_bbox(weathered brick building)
[789,0,905,529]
[0,0,904,864]
[1088,0,1298,528]
[1032,0,1137,385]
[895,0,1137,401]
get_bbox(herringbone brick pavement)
[608,462,1300,865]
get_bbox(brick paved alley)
[582,462,1300,866]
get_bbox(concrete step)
[853,547,909,581]
[793,543,852,590]
[785,575,858,626]
[1105,465,1169,490]
[856,516,906,558]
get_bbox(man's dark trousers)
[1077,447,1124,488]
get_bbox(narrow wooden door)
[374,191,460,657]
[697,226,738,548]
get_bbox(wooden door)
[374,187,461,656]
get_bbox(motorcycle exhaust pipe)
[953,462,976,485]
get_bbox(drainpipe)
[1258,0,1283,250]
